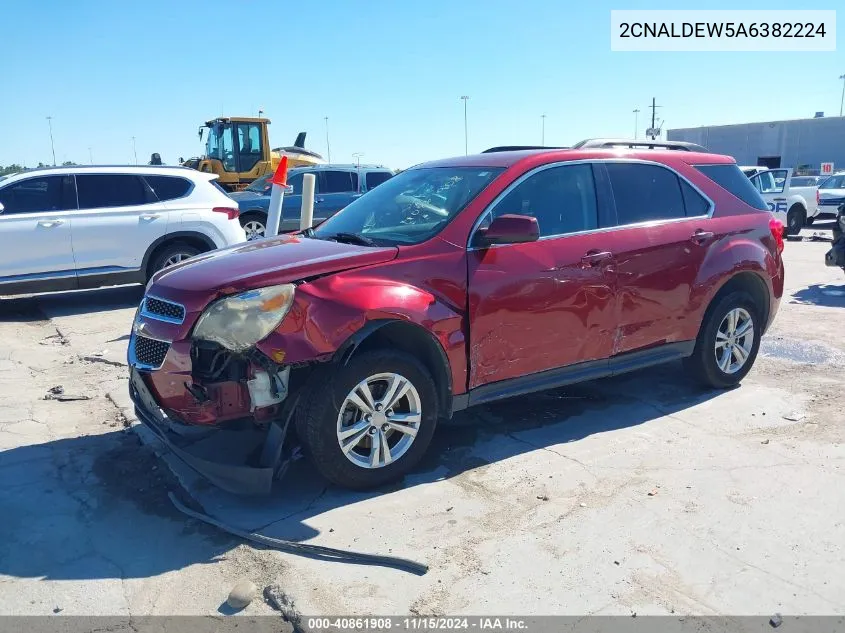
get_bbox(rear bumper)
[129,367,280,495]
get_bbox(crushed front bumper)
[129,367,288,495]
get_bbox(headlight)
[193,284,295,352]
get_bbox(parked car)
[0,165,245,295]
[229,164,394,240]
[743,166,819,235]
[790,175,825,187]
[817,172,845,220]
[129,140,784,494]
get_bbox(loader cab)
[203,118,269,175]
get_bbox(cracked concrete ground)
[1,225,844,617]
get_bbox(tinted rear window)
[321,170,356,193]
[145,175,192,201]
[77,174,149,209]
[605,163,685,224]
[366,171,393,189]
[695,164,768,211]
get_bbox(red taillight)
[769,217,785,254]
[212,206,240,220]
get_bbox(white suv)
[0,165,246,295]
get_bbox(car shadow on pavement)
[790,283,845,308]
[0,363,722,582]
[0,286,143,323]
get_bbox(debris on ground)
[44,385,90,402]
[579,502,587,507]
[446,506,454,512]
[79,354,126,367]
[783,412,806,422]
[226,580,257,610]
[536,495,549,501]
[647,489,659,496]
[614,561,620,566]
[40,333,69,346]
[761,439,771,445]
[52,607,62,614]
[47,385,63,395]
[770,613,783,628]
[264,584,303,628]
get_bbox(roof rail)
[571,138,708,152]
[481,145,567,153]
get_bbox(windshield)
[205,123,235,171]
[245,173,272,194]
[312,166,504,246]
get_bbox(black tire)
[683,291,762,389]
[296,350,439,490]
[240,212,266,241]
[785,205,805,236]
[149,242,200,278]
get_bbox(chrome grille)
[143,296,185,323]
[134,335,170,368]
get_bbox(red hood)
[149,235,398,311]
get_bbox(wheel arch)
[700,271,771,337]
[142,231,217,280]
[333,319,455,419]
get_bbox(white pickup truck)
[740,166,820,235]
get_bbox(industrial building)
[668,115,845,175]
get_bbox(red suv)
[129,139,785,494]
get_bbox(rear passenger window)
[605,163,685,224]
[366,171,392,189]
[695,164,768,211]
[145,176,191,201]
[77,175,148,209]
[680,180,710,217]
[321,171,355,193]
[489,164,598,238]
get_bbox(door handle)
[140,213,161,220]
[580,250,613,268]
[37,219,64,228]
[690,229,715,244]
[773,197,786,202]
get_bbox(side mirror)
[476,214,540,247]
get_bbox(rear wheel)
[296,350,439,489]
[684,291,762,389]
[785,205,805,236]
[149,242,200,278]
[241,212,266,241]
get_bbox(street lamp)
[324,116,331,163]
[46,116,56,166]
[633,109,640,139]
[839,74,845,117]
[541,114,546,145]
[460,96,469,155]
[131,137,138,165]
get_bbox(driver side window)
[482,164,598,239]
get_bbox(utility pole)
[541,114,546,145]
[324,117,331,163]
[649,98,662,140]
[46,116,56,166]
[460,96,470,155]
[633,109,640,139]
[131,137,138,165]
[839,74,845,117]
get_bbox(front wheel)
[684,291,762,389]
[296,350,439,489]
[149,242,200,278]
[785,205,805,236]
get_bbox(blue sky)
[0,0,842,169]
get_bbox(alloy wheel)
[714,307,754,374]
[336,372,422,469]
[243,220,266,241]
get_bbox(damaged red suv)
[129,139,784,494]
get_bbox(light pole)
[839,74,845,117]
[131,137,138,165]
[541,114,546,145]
[633,109,640,139]
[460,96,469,155]
[324,117,331,163]
[88,147,93,164]
[46,116,56,166]
[352,152,364,169]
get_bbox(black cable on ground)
[168,492,429,575]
